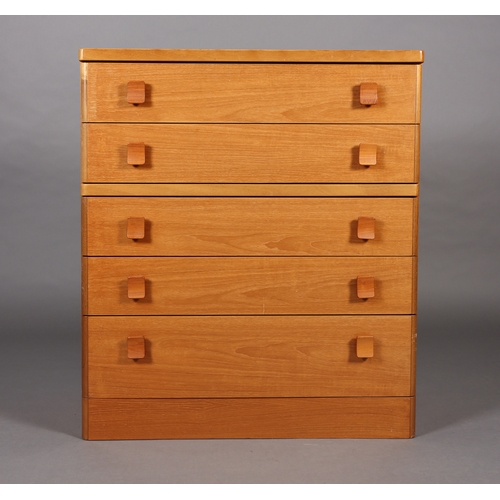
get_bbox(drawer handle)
[359,82,378,106]
[128,276,146,299]
[127,217,145,240]
[359,143,377,166]
[127,80,146,104]
[357,276,375,299]
[127,142,146,166]
[357,217,375,240]
[356,336,374,358]
[127,336,145,360]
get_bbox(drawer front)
[83,63,419,123]
[86,315,413,398]
[83,124,418,183]
[84,197,416,257]
[84,257,415,315]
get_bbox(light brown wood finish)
[356,336,374,358]
[85,396,415,440]
[410,315,417,397]
[79,48,424,63]
[359,82,378,105]
[357,216,376,240]
[84,197,414,257]
[127,142,145,166]
[127,336,145,359]
[81,183,419,197]
[126,217,145,240]
[86,315,412,398]
[126,81,145,104]
[82,316,88,398]
[357,276,375,299]
[81,257,88,316]
[83,64,419,123]
[127,276,145,299]
[358,143,377,166]
[83,124,417,183]
[85,257,414,315]
[81,49,422,440]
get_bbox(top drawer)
[82,63,420,124]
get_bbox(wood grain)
[82,316,88,398]
[84,197,415,257]
[410,315,417,397]
[82,397,89,440]
[85,256,415,315]
[81,183,419,197]
[79,48,424,63]
[84,63,419,123]
[80,63,87,124]
[83,124,417,183]
[86,315,412,398]
[84,396,415,439]
[81,257,88,315]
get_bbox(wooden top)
[79,49,424,64]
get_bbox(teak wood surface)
[82,63,420,123]
[79,48,424,63]
[84,197,415,257]
[82,124,418,183]
[84,256,415,315]
[83,396,415,439]
[86,315,412,398]
[81,48,421,440]
[81,183,419,197]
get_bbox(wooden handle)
[127,217,145,240]
[359,143,377,166]
[127,336,145,359]
[356,336,374,358]
[127,81,146,104]
[357,217,375,240]
[357,276,375,299]
[127,142,146,166]
[127,276,146,299]
[359,82,378,105]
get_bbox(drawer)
[85,316,413,398]
[84,197,416,257]
[83,257,415,315]
[83,124,418,183]
[83,63,419,123]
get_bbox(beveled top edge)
[79,48,424,63]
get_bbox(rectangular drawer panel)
[83,124,417,183]
[86,315,412,398]
[84,257,414,315]
[83,63,419,123]
[85,197,415,257]
[84,397,415,439]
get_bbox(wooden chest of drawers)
[80,49,423,440]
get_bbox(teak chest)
[80,49,423,440]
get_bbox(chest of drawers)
[80,49,423,440]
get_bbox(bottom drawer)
[83,397,415,439]
[84,315,415,398]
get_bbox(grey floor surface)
[1,305,499,484]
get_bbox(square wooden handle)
[359,143,377,166]
[127,142,146,166]
[359,82,378,105]
[357,276,375,299]
[127,81,146,104]
[356,336,374,358]
[128,276,146,299]
[357,217,375,240]
[127,336,145,359]
[127,217,145,240]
